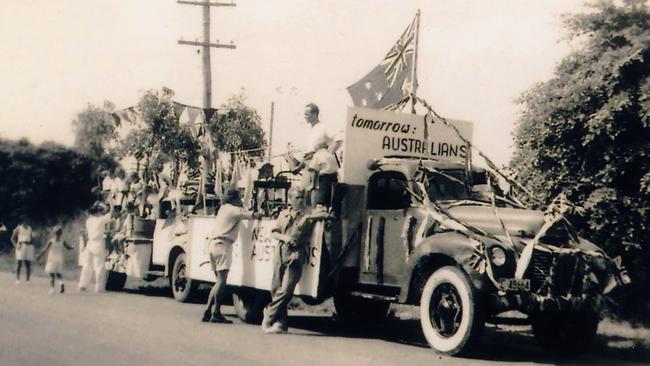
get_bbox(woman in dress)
[37,225,74,294]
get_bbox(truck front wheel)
[419,266,484,356]
[170,253,198,302]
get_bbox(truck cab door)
[360,172,410,286]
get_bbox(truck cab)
[328,156,627,355]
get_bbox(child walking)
[37,226,74,294]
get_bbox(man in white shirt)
[304,103,341,207]
[306,105,332,150]
[288,103,341,207]
[78,202,112,292]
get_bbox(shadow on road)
[591,334,650,364]
[287,315,650,364]
[123,285,174,298]
[122,281,216,304]
[108,278,649,364]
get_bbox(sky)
[0,0,586,165]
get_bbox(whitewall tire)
[419,265,483,355]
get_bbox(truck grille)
[525,250,553,293]
[524,249,586,296]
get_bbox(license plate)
[501,278,531,292]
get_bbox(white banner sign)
[342,107,473,185]
[152,219,178,266]
[186,217,323,298]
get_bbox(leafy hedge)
[511,1,650,321]
[0,138,112,250]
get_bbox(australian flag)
[347,12,419,110]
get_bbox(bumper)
[488,291,608,314]
[485,248,628,314]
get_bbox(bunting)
[111,106,140,126]
[111,102,217,138]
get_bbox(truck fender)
[166,245,186,277]
[399,231,488,303]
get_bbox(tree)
[72,101,119,159]
[511,0,650,318]
[120,88,200,181]
[208,92,266,156]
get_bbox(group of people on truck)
[99,168,155,218]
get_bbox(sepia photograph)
[0,1,648,365]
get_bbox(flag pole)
[410,10,421,114]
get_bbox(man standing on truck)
[286,103,341,207]
[202,189,261,323]
[261,187,330,334]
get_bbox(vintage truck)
[104,107,628,356]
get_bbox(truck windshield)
[425,170,469,201]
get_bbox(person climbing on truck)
[202,189,262,323]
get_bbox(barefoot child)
[37,226,74,294]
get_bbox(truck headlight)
[490,246,507,267]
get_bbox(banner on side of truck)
[342,107,474,185]
[186,217,324,298]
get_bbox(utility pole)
[268,102,274,159]
[178,0,236,110]
[178,0,236,212]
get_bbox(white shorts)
[15,243,35,261]
[208,240,232,272]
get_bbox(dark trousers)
[310,173,338,207]
[263,243,305,329]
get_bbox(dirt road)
[0,272,647,366]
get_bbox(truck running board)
[487,316,530,326]
[348,291,398,302]
[145,271,166,278]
